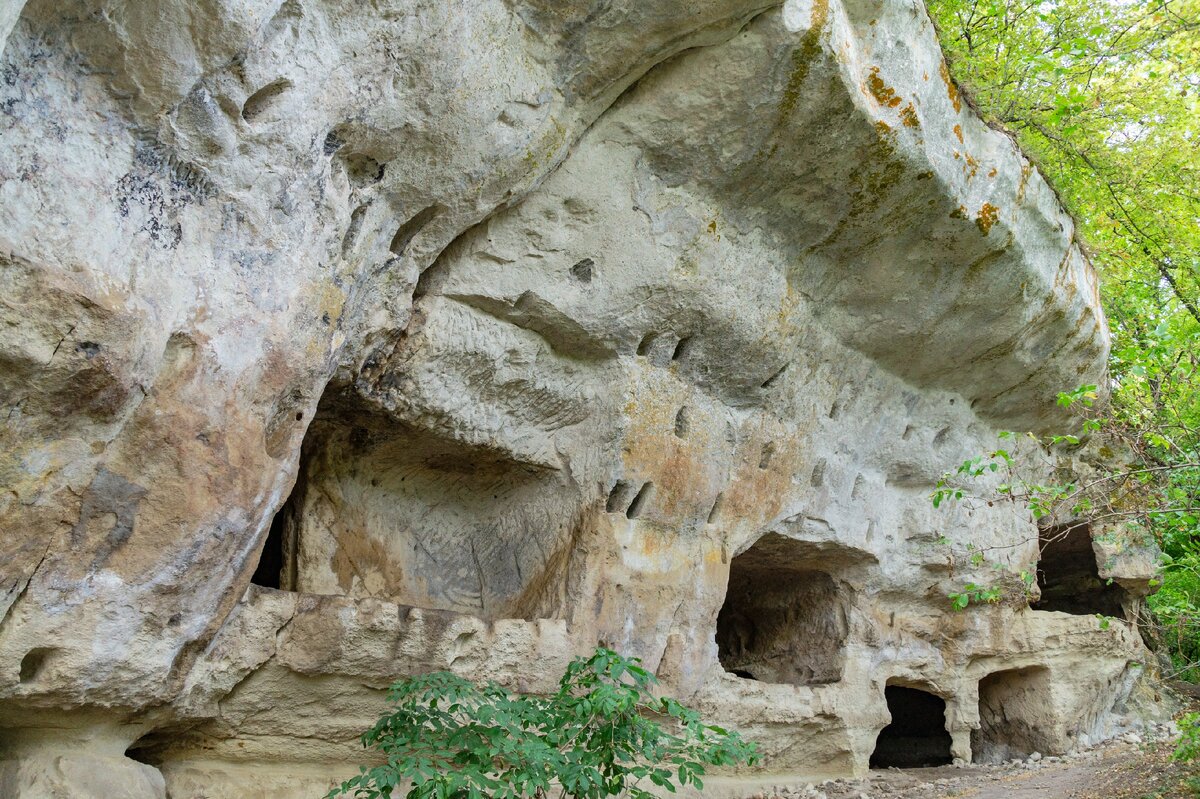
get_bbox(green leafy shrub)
[1150,543,1200,682]
[947,583,1003,610]
[328,647,758,799]
[1173,713,1200,763]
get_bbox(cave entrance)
[870,685,953,768]
[246,385,576,619]
[715,532,848,685]
[1032,523,1127,617]
[250,480,301,591]
[971,666,1054,764]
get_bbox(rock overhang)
[0,0,1155,797]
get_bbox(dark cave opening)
[18,647,53,684]
[124,729,171,768]
[715,533,848,685]
[870,685,953,768]
[1032,523,1127,617]
[250,454,307,591]
[250,497,292,589]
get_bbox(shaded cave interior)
[870,685,953,768]
[716,533,850,686]
[248,387,576,620]
[972,666,1056,764]
[251,487,298,590]
[1032,523,1128,617]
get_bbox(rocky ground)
[748,721,1197,799]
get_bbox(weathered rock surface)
[0,0,1165,796]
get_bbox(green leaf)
[335,647,758,798]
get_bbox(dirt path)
[751,724,1197,799]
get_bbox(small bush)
[1149,545,1200,683]
[1174,712,1200,764]
[328,647,758,799]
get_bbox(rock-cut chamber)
[1032,523,1128,617]
[972,666,1056,764]
[249,388,577,619]
[870,685,953,768]
[715,533,850,685]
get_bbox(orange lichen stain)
[950,204,968,220]
[953,150,961,160]
[975,202,1000,235]
[721,444,793,527]
[953,124,963,143]
[939,61,962,113]
[773,0,830,134]
[640,529,666,557]
[899,103,920,128]
[867,66,903,108]
[1016,162,1034,203]
[964,154,980,179]
[988,167,998,178]
[875,120,893,136]
[619,381,725,521]
[923,71,929,81]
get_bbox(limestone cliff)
[0,0,1164,796]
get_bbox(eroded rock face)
[0,0,1164,796]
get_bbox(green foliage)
[1056,386,1098,411]
[328,647,758,799]
[948,583,1003,610]
[931,447,1013,508]
[928,0,1200,679]
[929,426,1084,520]
[927,0,1200,335]
[1174,713,1200,762]
[1151,542,1200,681]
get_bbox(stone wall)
[0,0,1166,796]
